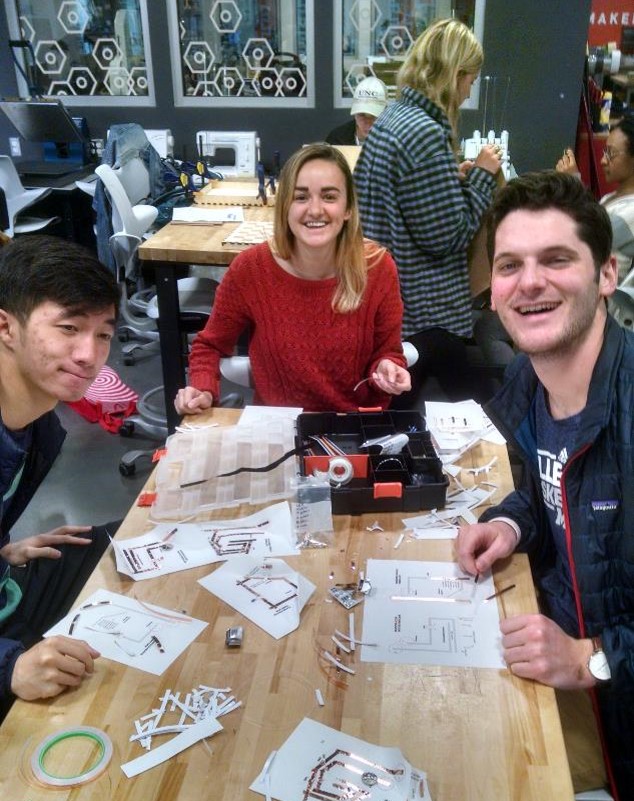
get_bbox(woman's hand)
[372,359,411,395]
[474,143,502,175]
[458,160,475,180]
[174,386,214,415]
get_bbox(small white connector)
[9,137,21,157]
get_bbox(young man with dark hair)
[0,235,119,715]
[456,171,633,800]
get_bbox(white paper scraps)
[122,718,222,778]
[198,556,315,639]
[401,485,496,539]
[465,456,498,476]
[45,588,207,675]
[172,205,244,223]
[425,400,505,463]
[113,502,297,580]
[129,685,241,751]
[121,684,242,777]
[237,405,303,426]
[250,718,433,801]
[360,560,505,669]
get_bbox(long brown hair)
[272,143,384,312]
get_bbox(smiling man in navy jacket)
[0,235,118,717]
[457,171,633,801]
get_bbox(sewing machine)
[195,131,260,178]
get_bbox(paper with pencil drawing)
[198,556,315,639]
[45,588,207,675]
[112,502,298,580]
[360,560,505,669]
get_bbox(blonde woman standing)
[175,143,410,415]
[355,18,502,407]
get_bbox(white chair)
[0,155,59,237]
[402,341,419,368]
[220,355,253,390]
[95,160,158,240]
[96,158,160,360]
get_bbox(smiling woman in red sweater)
[174,143,411,414]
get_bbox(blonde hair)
[273,143,384,313]
[397,18,483,137]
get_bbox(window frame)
[333,0,486,111]
[167,0,315,109]
[4,0,156,107]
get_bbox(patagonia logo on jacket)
[591,499,619,512]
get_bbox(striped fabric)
[354,86,496,338]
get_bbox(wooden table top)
[138,207,275,265]
[0,409,574,801]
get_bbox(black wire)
[180,444,310,487]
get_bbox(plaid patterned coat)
[354,86,496,338]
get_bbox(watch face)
[589,650,611,682]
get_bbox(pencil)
[484,584,516,602]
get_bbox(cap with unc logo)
[350,76,388,118]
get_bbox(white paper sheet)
[121,717,222,777]
[172,205,244,222]
[198,556,315,639]
[360,560,505,669]
[237,405,303,426]
[45,588,207,675]
[250,718,432,801]
[113,502,298,580]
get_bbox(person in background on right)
[354,18,502,409]
[556,112,634,284]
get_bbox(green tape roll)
[31,726,113,787]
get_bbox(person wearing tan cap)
[326,76,388,146]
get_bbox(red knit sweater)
[187,243,406,411]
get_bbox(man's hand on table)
[11,636,101,701]
[500,614,596,690]
[174,386,214,415]
[0,525,93,565]
[457,523,599,690]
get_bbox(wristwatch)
[587,637,611,682]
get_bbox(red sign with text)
[589,1,634,47]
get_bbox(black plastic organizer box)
[295,410,448,514]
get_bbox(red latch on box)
[137,491,157,507]
[373,482,403,499]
